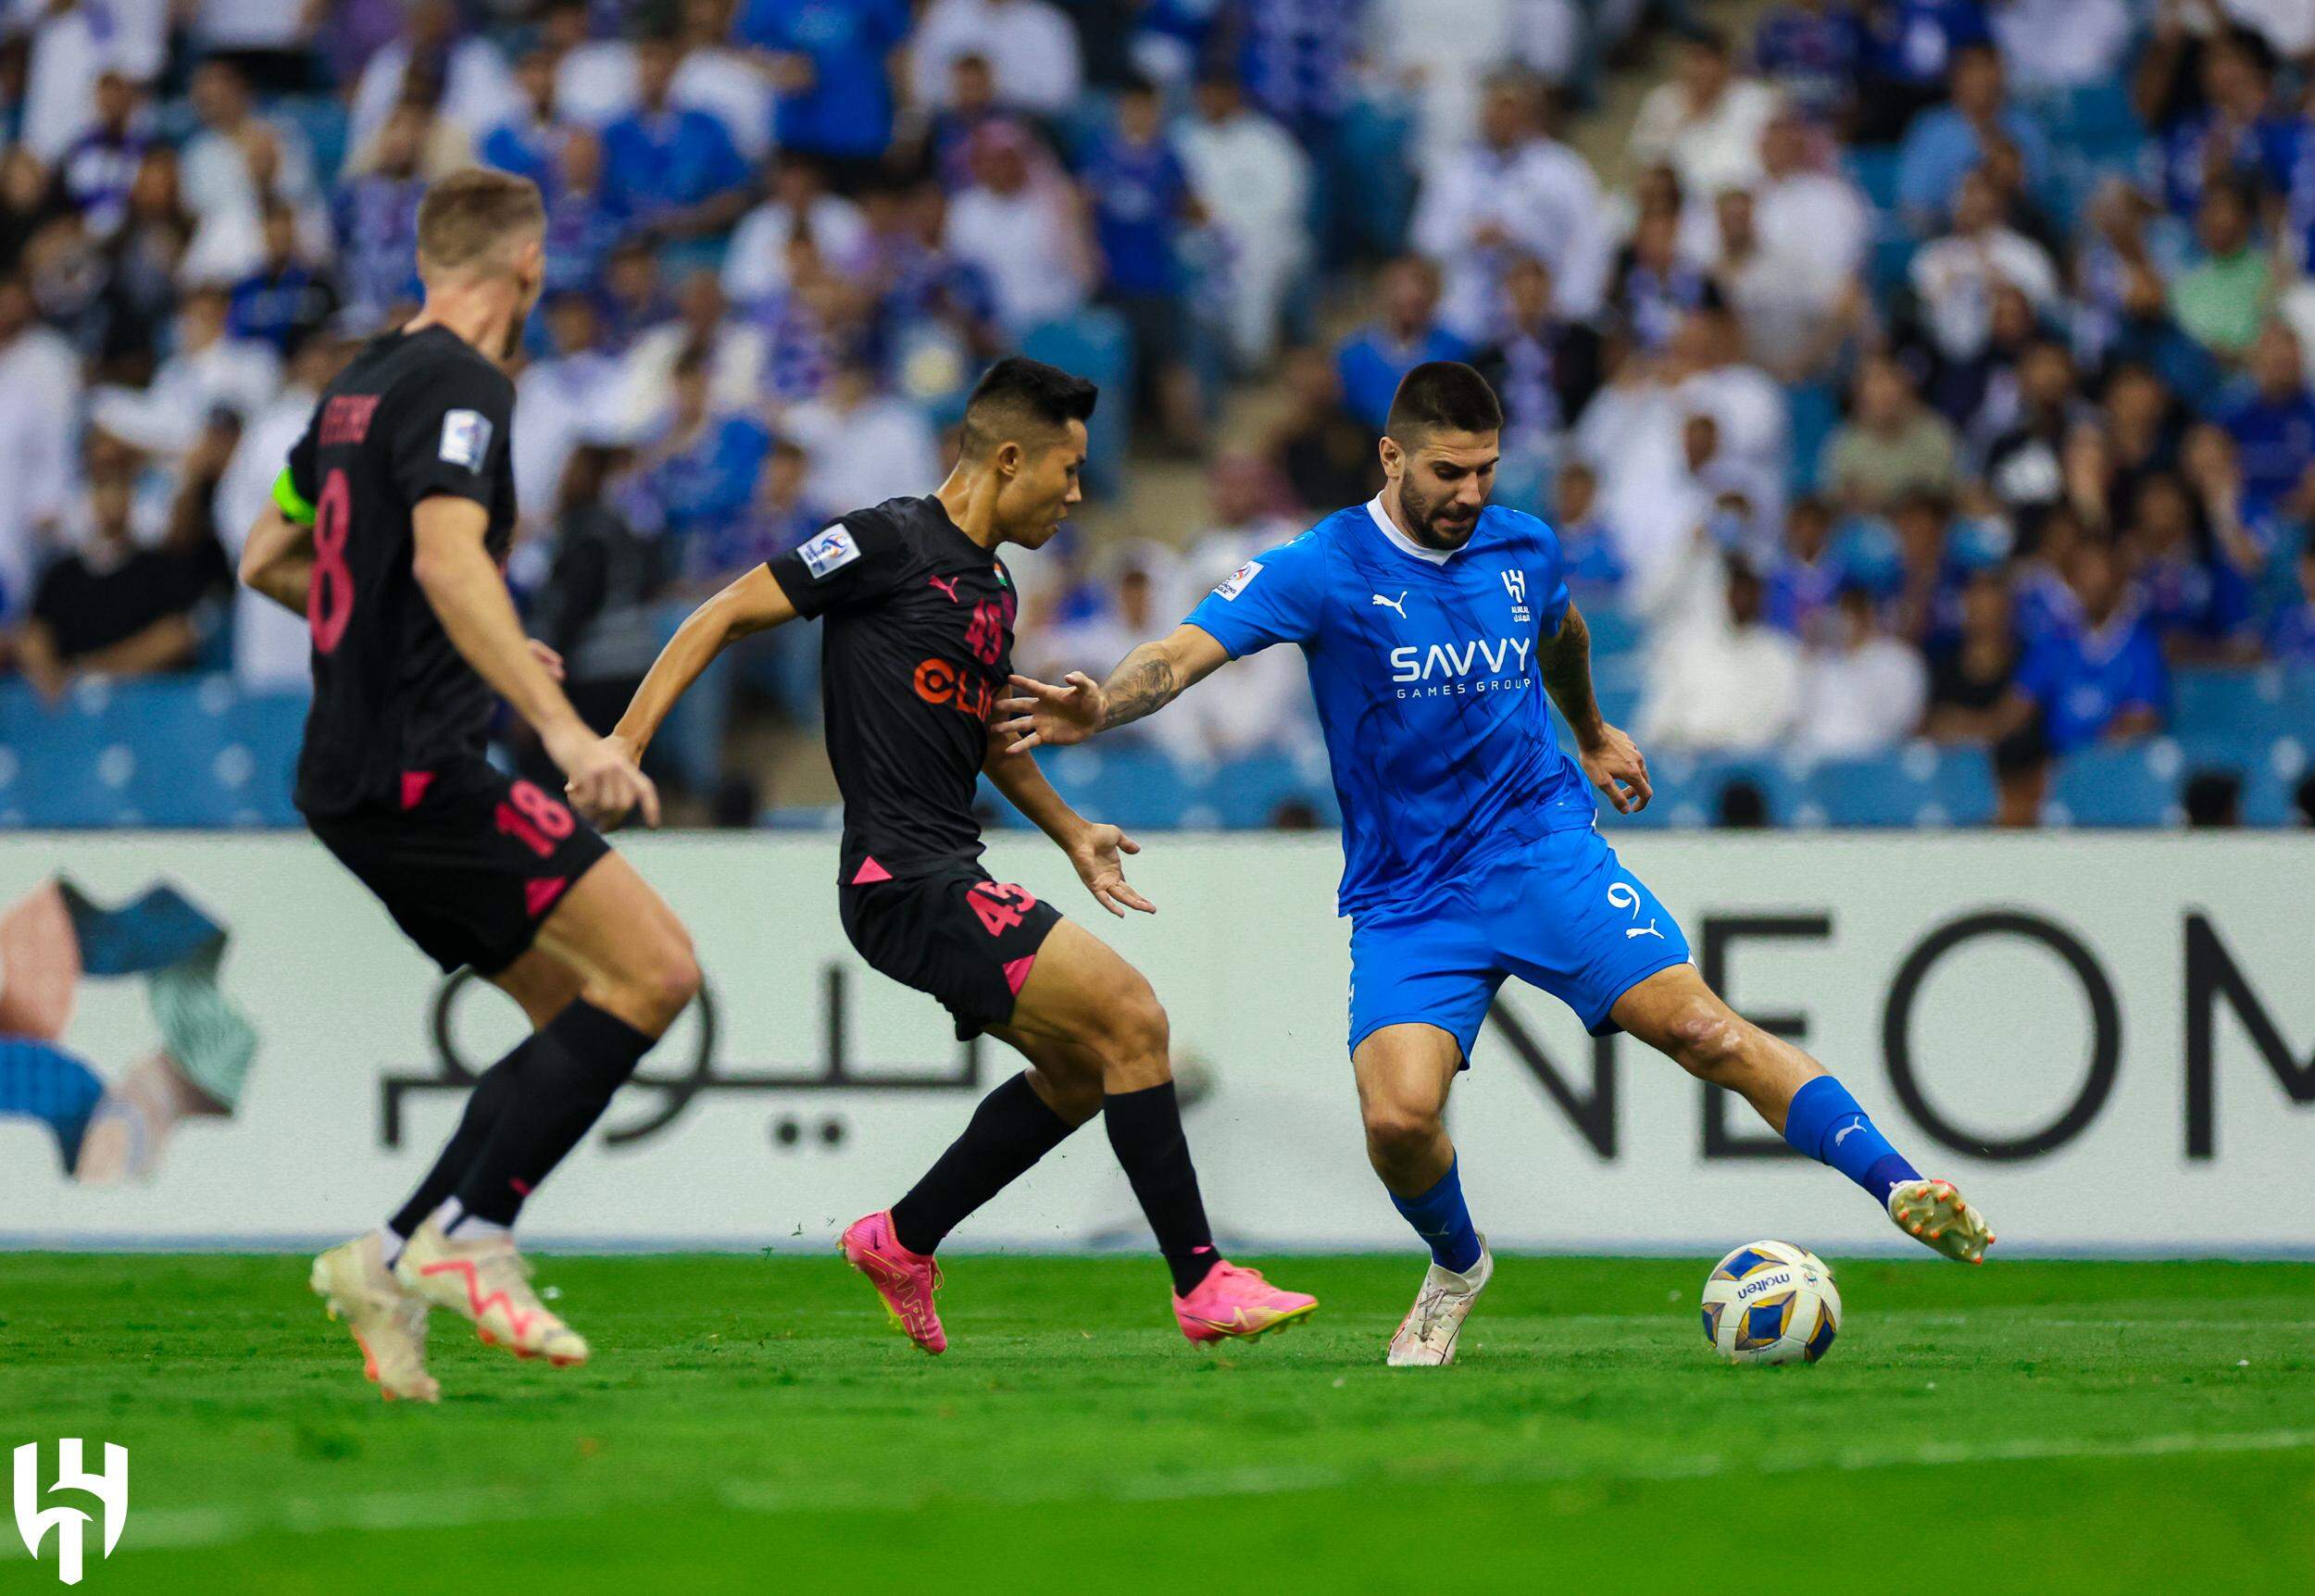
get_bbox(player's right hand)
[995,671,1105,754]
[552,728,660,832]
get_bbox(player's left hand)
[1578,723,1652,815]
[1068,823,1156,916]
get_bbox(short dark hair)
[1384,361,1502,444]
[960,356,1098,461]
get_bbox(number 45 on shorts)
[968,881,1037,936]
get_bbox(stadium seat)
[2171,667,2296,742]
[2047,742,2182,827]
[1806,745,1996,828]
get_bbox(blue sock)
[1390,1156,1483,1274]
[1783,1076,1920,1203]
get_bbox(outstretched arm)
[982,732,1155,916]
[994,623,1230,754]
[607,562,799,769]
[1541,600,1652,815]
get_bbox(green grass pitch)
[2,1253,2309,1593]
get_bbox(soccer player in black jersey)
[238,169,701,1401]
[589,357,1317,1351]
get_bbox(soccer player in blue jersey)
[998,362,1996,1365]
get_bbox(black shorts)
[839,862,1063,1040]
[307,758,611,977]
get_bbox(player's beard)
[1395,477,1481,550]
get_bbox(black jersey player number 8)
[310,467,356,654]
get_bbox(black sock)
[1103,1080,1219,1295]
[389,1053,523,1240]
[450,1000,657,1226]
[890,1073,1080,1255]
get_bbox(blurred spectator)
[1414,69,1609,343]
[1885,490,1970,647]
[0,274,81,617]
[1264,345,1381,513]
[181,57,321,267]
[333,103,431,321]
[14,0,164,164]
[481,44,575,191]
[1908,168,2059,368]
[1084,74,1206,452]
[1859,0,1994,144]
[555,0,772,162]
[734,0,912,171]
[694,436,828,587]
[1551,460,1626,597]
[1795,581,1929,755]
[226,201,339,354]
[1982,339,2079,529]
[88,285,278,458]
[1470,255,1604,502]
[2169,180,2273,362]
[1630,26,1779,196]
[1636,554,1802,752]
[2126,470,2259,661]
[598,238,677,354]
[911,0,1083,115]
[1895,42,2048,232]
[1233,0,1361,136]
[1821,355,1960,512]
[515,292,623,523]
[620,270,765,434]
[523,444,673,764]
[944,123,1091,336]
[2218,322,2315,520]
[7,469,210,702]
[599,31,753,244]
[1751,0,1868,129]
[1738,109,1870,377]
[1177,69,1310,370]
[538,128,625,302]
[1181,455,1300,603]
[1336,256,1468,431]
[639,344,772,549]
[2146,22,2283,220]
[1996,537,2170,757]
[349,0,520,152]
[1764,493,1845,640]
[924,54,1007,193]
[782,357,943,512]
[724,156,870,307]
[1923,567,2021,742]
[1608,206,1721,357]
[57,71,150,245]
[1990,0,2133,94]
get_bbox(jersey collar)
[1363,493,1461,567]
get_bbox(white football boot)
[395,1216,590,1366]
[310,1232,440,1403]
[1888,1178,1996,1264]
[1386,1238,1494,1366]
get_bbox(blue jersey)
[1185,497,1595,916]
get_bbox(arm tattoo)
[1098,645,1181,732]
[1538,606,1604,742]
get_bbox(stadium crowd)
[2,0,2314,829]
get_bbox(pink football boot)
[1171,1261,1319,1344]
[840,1210,947,1353]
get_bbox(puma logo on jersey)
[1371,592,1408,618]
[927,575,961,604]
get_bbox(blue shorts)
[1346,826,1693,1064]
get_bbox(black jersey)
[765,496,1019,883]
[280,324,519,817]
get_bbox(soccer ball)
[1698,1241,1842,1365]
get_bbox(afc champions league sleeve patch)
[1213,559,1263,601]
[798,523,861,580]
[438,408,494,469]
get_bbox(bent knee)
[619,929,701,1031]
[1362,1099,1444,1159]
[1664,999,1748,1079]
[1095,979,1170,1069]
